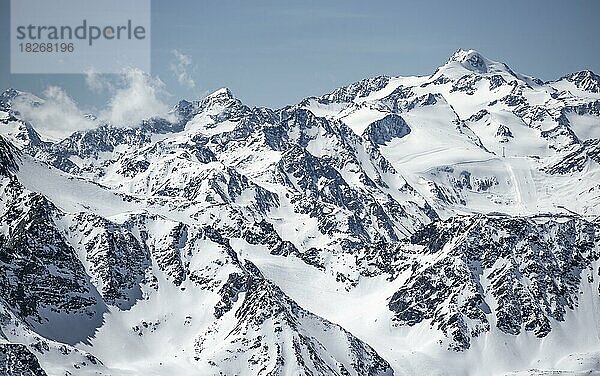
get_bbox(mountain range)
[0,49,599,376]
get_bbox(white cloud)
[170,49,196,89]
[100,68,172,126]
[12,86,98,141]
[13,68,173,140]
[84,67,114,93]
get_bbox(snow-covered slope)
[0,49,599,375]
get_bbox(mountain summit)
[449,48,491,73]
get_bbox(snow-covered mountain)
[1,49,599,376]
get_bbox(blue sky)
[1,0,599,109]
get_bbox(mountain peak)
[450,48,483,61]
[559,70,600,93]
[1,88,20,99]
[207,87,235,100]
[449,49,490,73]
[1,88,21,111]
[197,87,240,112]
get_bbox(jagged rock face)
[53,125,153,159]
[562,100,600,118]
[151,224,393,376]
[0,136,20,177]
[0,344,47,376]
[322,76,391,104]
[147,220,187,286]
[385,215,597,351]
[0,90,18,111]
[237,219,299,257]
[558,70,600,93]
[271,109,435,246]
[363,114,411,146]
[64,213,151,308]
[0,182,99,321]
[191,237,393,376]
[544,138,600,174]
[207,270,392,376]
